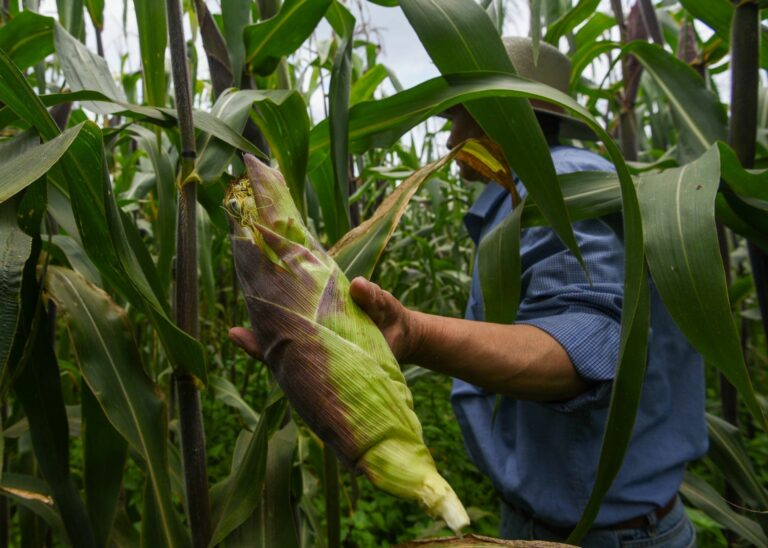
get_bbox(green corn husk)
[226,154,469,533]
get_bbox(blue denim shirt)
[451,146,708,527]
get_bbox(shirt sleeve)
[515,216,624,412]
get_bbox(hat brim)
[437,104,598,141]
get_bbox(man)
[231,37,707,547]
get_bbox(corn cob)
[226,154,470,533]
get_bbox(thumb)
[349,277,392,326]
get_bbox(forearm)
[407,311,588,401]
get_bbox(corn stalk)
[165,0,211,545]
[731,0,764,428]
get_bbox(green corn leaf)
[0,123,83,203]
[309,155,349,244]
[209,392,288,547]
[0,201,32,396]
[350,65,389,106]
[244,0,333,75]
[0,474,66,540]
[330,147,461,279]
[252,92,310,218]
[194,0,234,97]
[45,266,190,548]
[14,309,97,548]
[637,145,765,429]
[706,414,768,516]
[84,0,104,30]
[679,0,768,68]
[530,0,542,64]
[568,267,651,543]
[681,472,768,547]
[0,11,54,71]
[718,141,768,202]
[521,171,623,227]
[210,376,261,431]
[53,22,126,114]
[0,89,266,160]
[82,382,127,548]
[56,0,85,40]
[400,0,584,271]
[0,51,207,381]
[626,41,727,163]
[544,0,601,45]
[134,0,168,107]
[479,197,526,325]
[131,126,176,288]
[326,0,356,240]
[222,0,252,88]
[260,422,300,548]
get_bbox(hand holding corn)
[226,154,470,533]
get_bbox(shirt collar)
[464,182,508,244]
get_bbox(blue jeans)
[499,497,696,547]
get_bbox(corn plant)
[0,0,767,546]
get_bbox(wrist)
[402,310,429,364]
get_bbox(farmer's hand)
[349,277,422,363]
[229,327,263,361]
[231,277,422,364]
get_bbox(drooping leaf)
[400,0,584,270]
[0,11,55,71]
[637,145,765,428]
[134,0,168,107]
[244,0,333,75]
[45,266,190,548]
[681,472,768,547]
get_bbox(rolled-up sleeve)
[515,216,625,411]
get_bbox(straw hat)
[502,37,594,140]
[444,37,595,141]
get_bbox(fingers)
[228,326,263,360]
[350,276,396,326]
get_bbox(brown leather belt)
[533,496,678,538]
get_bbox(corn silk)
[226,154,470,532]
